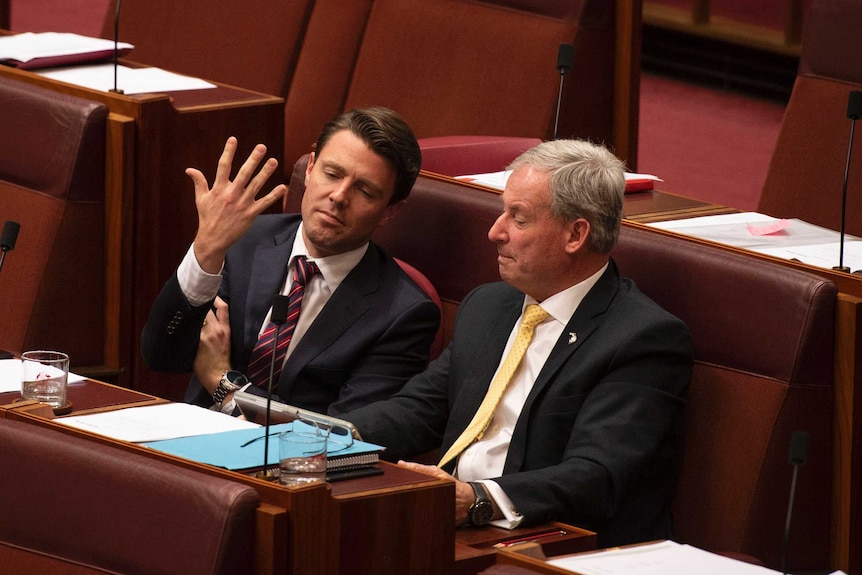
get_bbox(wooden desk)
[0,377,165,418]
[0,55,284,401]
[2,376,598,574]
[7,403,452,575]
[453,522,595,575]
[622,189,737,222]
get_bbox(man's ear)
[304,152,316,187]
[378,200,406,228]
[564,218,591,254]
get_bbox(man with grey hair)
[345,139,693,547]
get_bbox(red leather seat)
[0,78,107,366]
[0,418,259,575]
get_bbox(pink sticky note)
[747,219,790,236]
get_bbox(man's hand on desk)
[397,460,494,526]
[194,296,232,395]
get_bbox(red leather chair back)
[0,418,259,575]
[0,78,107,366]
[100,0,315,97]
[613,224,835,571]
[759,0,862,237]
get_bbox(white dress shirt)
[456,263,607,528]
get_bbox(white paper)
[454,170,660,192]
[547,540,782,575]
[648,212,862,271]
[35,63,216,94]
[0,358,85,393]
[56,402,259,442]
[455,170,512,190]
[0,32,133,63]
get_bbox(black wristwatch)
[211,370,248,407]
[467,482,494,527]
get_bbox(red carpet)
[637,72,786,211]
[9,0,786,213]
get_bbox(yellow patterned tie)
[438,304,550,468]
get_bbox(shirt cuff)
[479,480,524,529]
[178,243,224,306]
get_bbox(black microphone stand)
[254,295,290,482]
[553,44,574,140]
[834,90,862,272]
[109,0,124,94]
[782,430,810,575]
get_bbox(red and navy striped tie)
[247,256,319,389]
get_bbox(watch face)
[470,500,493,526]
[226,370,247,387]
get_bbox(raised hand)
[188,137,286,273]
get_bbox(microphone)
[254,294,290,481]
[782,430,810,575]
[834,90,862,272]
[553,43,575,140]
[0,220,20,275]
[109,0,124,94]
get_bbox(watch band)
[211,370,247,407]
[467,481,494,526]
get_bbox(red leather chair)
[613,224,835,571]
[0,78,107,366]
[759,0,862,237]
[283,0,635,177]
[418,136,543,177]
[100,0,314,97]
[0,418,259,575]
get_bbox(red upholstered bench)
[0,417,260,575]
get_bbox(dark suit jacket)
[140,214,440,415]
[345,261,693,547]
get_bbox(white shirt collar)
[523,262,609,326]
[290,222,369,292]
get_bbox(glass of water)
[21,350,69,409]
[278,420,329,486]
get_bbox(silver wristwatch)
[212,370,248,407]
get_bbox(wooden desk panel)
[0,378,164,417]
[453,522,595,575]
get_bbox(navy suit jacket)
[345,262,693,547]
[140,214,440,415]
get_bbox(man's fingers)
[213,137,239,186]
[186,168,209,193]
[257,184,287,212]
[214,296,230,325]
[233,143,269,190]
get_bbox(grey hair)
[508,139,625,253]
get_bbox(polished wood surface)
[0,377,164,417]
[614,0,643,169]
[0,58,284,401]
[453,522,595,575]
